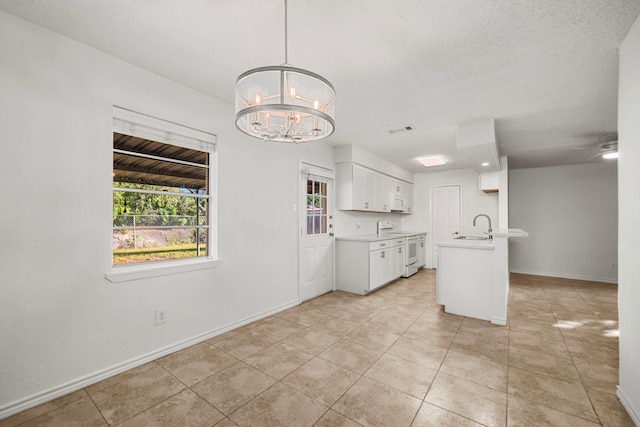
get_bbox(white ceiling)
[2,0,638,172]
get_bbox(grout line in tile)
[522,278,605,426]
[82,389,110,427]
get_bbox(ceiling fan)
[571,133,618,160]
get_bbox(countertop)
[435,237,495,250]
[435,228,528,249]
[491,228,529,237]
[336,231,427,242]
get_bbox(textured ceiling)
[1,0,638,171]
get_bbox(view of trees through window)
[113,132,210,265]
[306,178,327,235]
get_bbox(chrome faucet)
[473,214,493,240]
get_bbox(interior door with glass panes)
[299,174,334,301]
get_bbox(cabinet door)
[394,245,405,278]
[405,183,414,213]
[374,173,391,212]
[354,166,375,210]
[396,180,408,194]
[369,249,389,289]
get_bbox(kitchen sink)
[453,235,490,240]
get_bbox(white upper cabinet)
[352,165,375,210]
[479,172,499,193]
[374,173,391,212]
[336,163,413,213]
[392,179,408,194]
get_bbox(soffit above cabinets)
[456,119,501,173]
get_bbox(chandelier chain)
[283,0,289,66]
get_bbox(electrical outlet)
[611,263,617,270]
[155,308,167,325]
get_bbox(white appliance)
[376,221,426,278]
[402,234,421,277]
[390,191,408,212]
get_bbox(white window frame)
[105,106,219,283]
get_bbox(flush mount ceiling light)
[417,155,446,168]
[234,0,336,143]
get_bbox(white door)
[300,169,334,301]
[431,185,460,268]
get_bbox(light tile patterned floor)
[1,270,634,426]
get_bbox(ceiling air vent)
[388,125,414,134]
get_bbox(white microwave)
[390,191,408,212]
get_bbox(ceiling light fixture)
[481,162,490,166]
[601,143,618,160]
[598,134,618,160]
[234,0,336,143]
[417,155,446,168]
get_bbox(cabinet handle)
[364,202,369,208]
[398,248,402,253]
[380,251,385,258]
[379,243,386,247]
[420,243,424,247]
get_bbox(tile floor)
[1,270,634,426]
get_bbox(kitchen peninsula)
[436,229,528,325]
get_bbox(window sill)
[105,258,221,283]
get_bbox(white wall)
[0,11,334,415]
[617,13,640,425]
[401,168,499,268]
[333,211,404,236]
[508,163,618,283]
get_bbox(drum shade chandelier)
[234,0,336,143]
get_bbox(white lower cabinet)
[336,237,405,295]
[436,243,494,320]
[369,249,388,290]
[417,235,427,267]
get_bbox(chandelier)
[234,0,336,143]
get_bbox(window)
[108,107,217,281]
[306,178,328,235]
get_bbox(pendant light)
[234,0,336,143]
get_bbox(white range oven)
[377,221,427,278]
[403,234,421,277]
[376,221,427,277]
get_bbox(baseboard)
[491,317,507,326]
[617,385,640,426]
[509,269,618,284]
[0,299,300,420]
